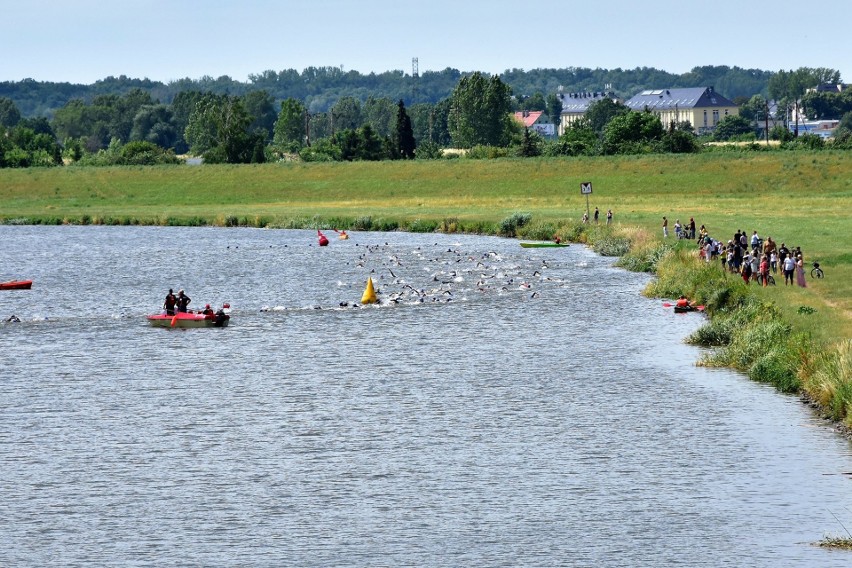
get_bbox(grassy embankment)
[1,152,851,426]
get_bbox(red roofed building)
[513,110,555,136]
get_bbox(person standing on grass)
[594,207,599,224]
[688,217,696,239]
[662,216,668,238]
[783,254,796,285]
[741,254,752,284]
[606,209,613,225]
[759,255,770,287]
[796,255,807,288]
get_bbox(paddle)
[171,314,179,327]
[662,302,705,311]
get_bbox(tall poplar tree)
[393,100,416,159]
[448,72,513,148]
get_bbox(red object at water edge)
[317,230,329,246]
[0,280,33,290]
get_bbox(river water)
[1,226,851,567]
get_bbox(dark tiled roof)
[623,87,735,111]
[559,92,617,113]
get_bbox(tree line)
[0,65,822,119]
[1,67,850,168]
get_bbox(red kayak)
[147,311,230,328]
[1,280,33,290]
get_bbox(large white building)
[622,87,738,134]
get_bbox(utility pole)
[764,100,770,145]
[304,109,311,147]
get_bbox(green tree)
[448,72,513,148]
[393,100,416,159]
[273,98,307,150]
[130,104,177,149]
[550,118,598,156]
[521,92,546,111]
[518,128,542,157]
[585,98,629,135]
[660,129,699,153]
[768,68,839,135]
[738,94,768,122]
[362,96,396,138]
[331,96,361,132]
[713,115,755,140]
[185,94,253,163]
[171,91,205,153]
[242,90,277,141]
[0,97,21,127]
[601,111,664,154]
[52,99,94,141]
[546,93,563,133]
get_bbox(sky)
[3,0,851,85]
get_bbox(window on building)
[713,110,719,125]
[703,110,707,127]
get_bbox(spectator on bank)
[783,254,796,285]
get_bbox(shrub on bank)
[646,250,852,412]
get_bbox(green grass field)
[2,151,850,339]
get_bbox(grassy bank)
[1,152,850,423]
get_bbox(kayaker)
[675,295,693,309]
[163,288,177,316]
[176,289,191,312]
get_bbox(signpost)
[580,182,592,221]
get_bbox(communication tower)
[412,57,419,103]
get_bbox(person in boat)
[201,304,215,316]
[675,295,694,310]
[176,289,191,313]
[163,288,177,316]
[554,235,562,244]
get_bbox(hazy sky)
[4,0,850,84]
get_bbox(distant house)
[513,110,555,137]
[623,87,738,134]
[810,83,849,93]
[557,91,618,135]
[790,119,840,139]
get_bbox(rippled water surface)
[1,226,851,567]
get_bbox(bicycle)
[766,274,776,286]
[811,262,824,279]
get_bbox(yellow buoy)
[361,277,377,304]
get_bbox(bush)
[406,218,438,233]
[499,212,532,237]
[467,145,509,159]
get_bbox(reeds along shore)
[621,235,852,432]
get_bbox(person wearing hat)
[201,303,214,316]
[176,289,191,313]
